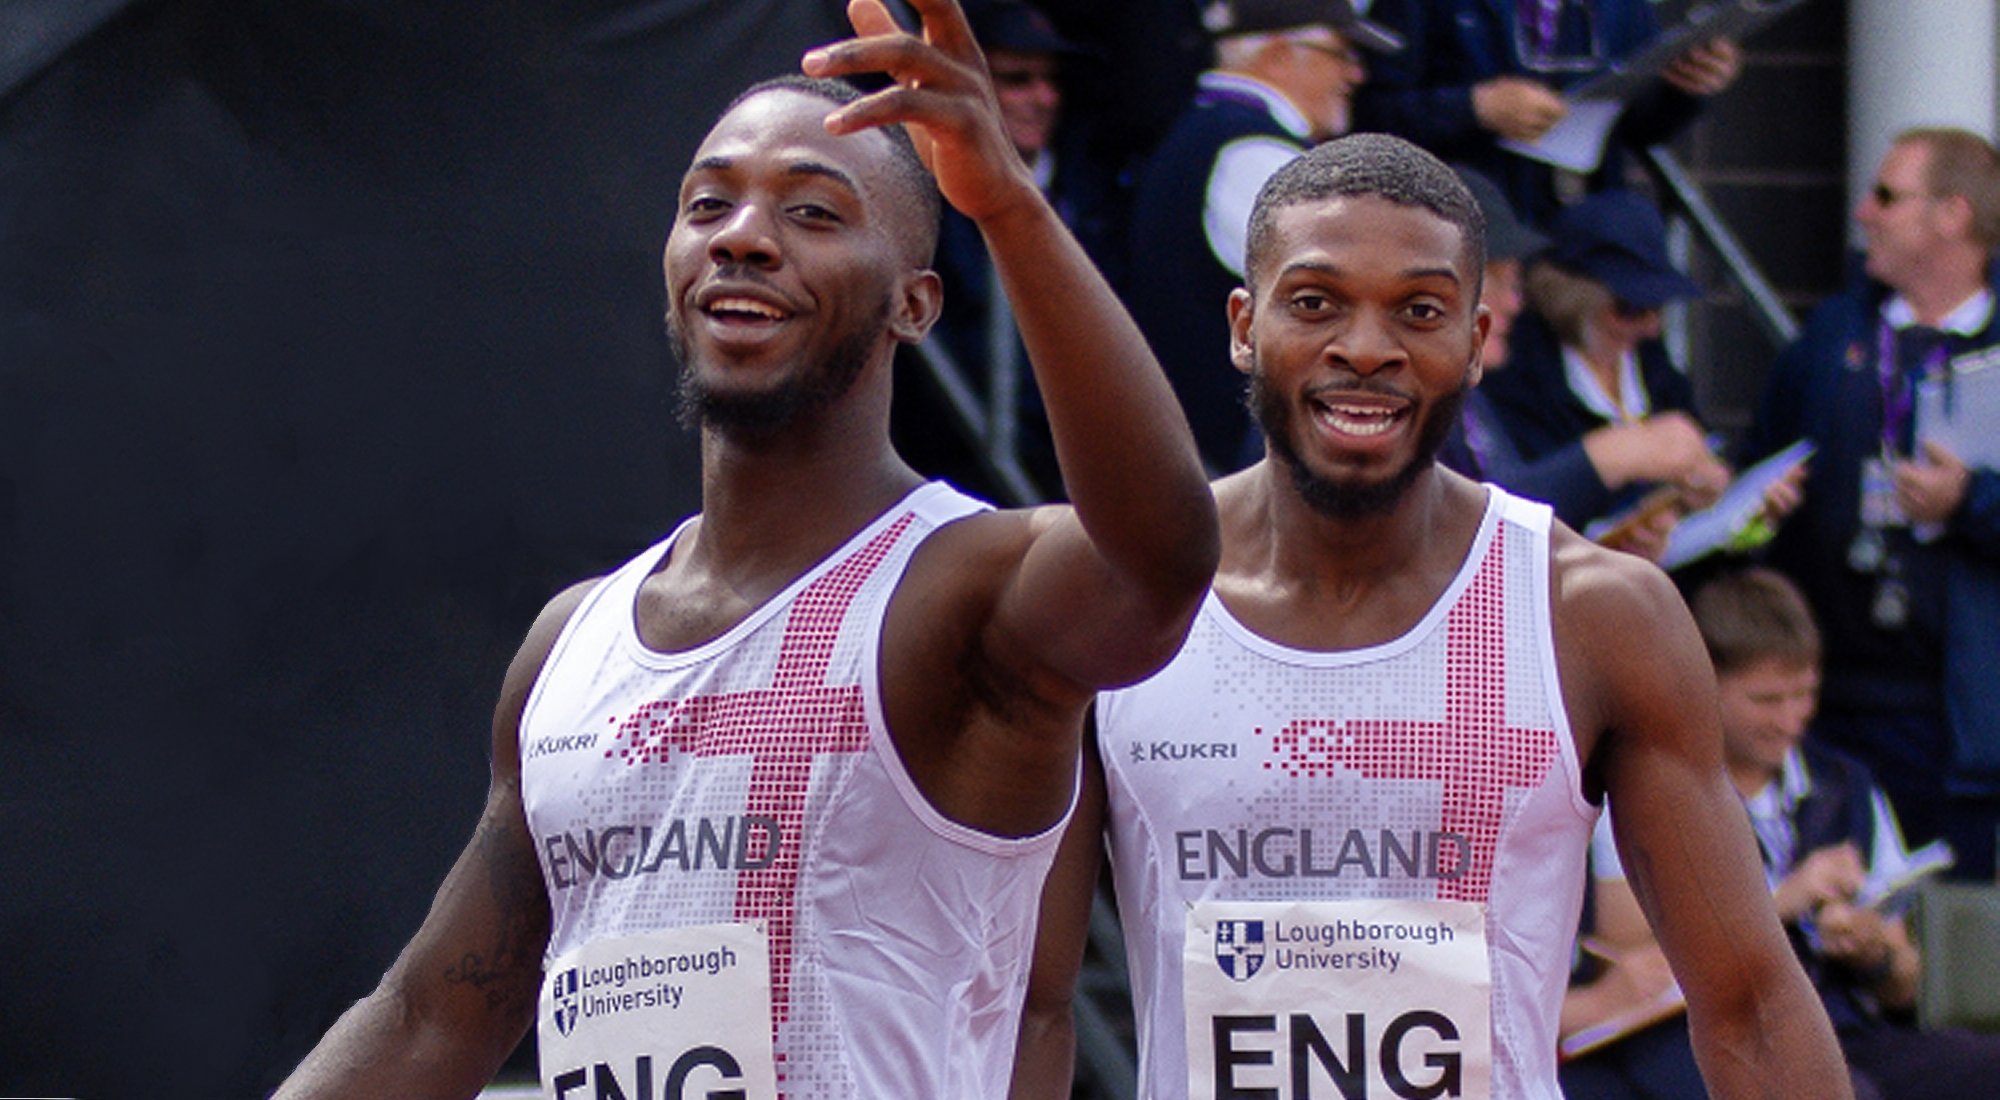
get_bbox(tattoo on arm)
[442,807,550,1014]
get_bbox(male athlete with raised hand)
[1015,133,1849,1100]
[271,1,1217,1096]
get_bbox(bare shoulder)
[1547,525,1711,773]
[492,578,602,772]
[1548,523,1686,634]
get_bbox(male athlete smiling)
[271,1,1216,1097]
[1016,133,1849,1100]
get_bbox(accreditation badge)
[1184,899,1490,1100]
[539,922,779,1100]
[1860,457,1906,529]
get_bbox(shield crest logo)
[1214,919,1266,981]
[550,966,582,1036]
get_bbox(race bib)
[539,923,780,1100]
[1184,899,1491,1100]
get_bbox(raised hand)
[803,0,1039,224]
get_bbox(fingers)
[886,0,977,55]
[845,0,899,36]
[1919,438,1965,471]
[1664,38,1741,96]
[1473,78,1566,141]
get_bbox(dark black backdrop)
[0,1,853,1094]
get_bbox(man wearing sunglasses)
[1746,127,2000,884]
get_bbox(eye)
[1402,300,1448,324]
[683,194,730,220]
[790,202,842,224]
[1289,291,1333,314]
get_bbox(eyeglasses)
[989,66,1061,91]
[1871,182,1934,208]
[1287,37,1363,67]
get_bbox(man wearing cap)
[1357,0,1742,229]
[1123,0,1402,474]
[1477,189,1732,558]
[1745,127,2000,883]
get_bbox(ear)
[1227,286,1257,376]
[889,268,944,346]
[1934,193,1976,242]
[1468,304,1490,388]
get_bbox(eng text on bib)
[1183,898,1491,1100]
[539,922,780,1100]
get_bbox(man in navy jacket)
[1357,0,1740,228]
[1747,128,2000,881]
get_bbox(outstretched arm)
[273,584,586,1099]
[807,0,1218,694]
[1556,538,1851,1100]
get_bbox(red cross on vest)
[602,516,915,1024]
[1260,528,1561,902]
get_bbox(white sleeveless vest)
[1096,487,1595,1100]
[520,482,1069,1099]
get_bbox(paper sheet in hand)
[1915,347,2000,468]
[1658,439,1814,571]
[1498,100,1625,174]
[1857,839,1955,911]
[1569,0,1809,103]
[1501,0,1807,172]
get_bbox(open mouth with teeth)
[1310,397,1410,440]
[705,296,789,324]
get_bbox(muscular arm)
[1009,742,1108,1100]
[1556,537,1851,1100]
[813,0,1218,696]
[273,585,587,1099]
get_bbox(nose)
[1331,309,1405,376]
[708,202,779,267]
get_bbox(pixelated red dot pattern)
[1262,526,1559,902]
[600,515,913,1032]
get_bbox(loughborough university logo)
[1214,919,1266,981]
[550,966,581,1036]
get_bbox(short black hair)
[728,75,943,266]
[1245,132,1485,292]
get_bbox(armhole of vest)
[516,534,676,767]
[860,492,1074,859]
[1504,491,1598,824]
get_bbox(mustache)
[1302,376,1415,403]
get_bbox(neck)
[1212,461,1488,652]
[1728,762,1778,801]
[690,389,922,578]
[1579,321,1626,383]
[1898,262,1988,327]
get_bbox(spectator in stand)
[1356,0,1741,229]
[1686,566,2000,1100]
[1477,188,1731,559]
[1124,0,1402,473]
[1442,162,1631,525]
[1745,127,2000,882]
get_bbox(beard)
[1247,358,1469,521]
[666,295,887,435]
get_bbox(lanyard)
[1875,321,1949,457]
